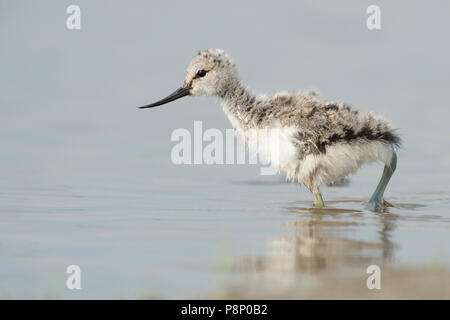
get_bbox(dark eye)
[196,70,207,78]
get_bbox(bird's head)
[139,49,239,109]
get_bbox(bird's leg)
[304,183,325,208]
[313,188,325,208]
[368,151,397,211]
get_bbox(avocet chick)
[140,49,400,211]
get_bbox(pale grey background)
[1,1,449,298]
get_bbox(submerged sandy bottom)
[213,267,450,299]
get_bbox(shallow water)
[1,137,449,298]
[1,1,450,299]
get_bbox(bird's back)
[248,90,401,158]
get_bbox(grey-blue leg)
[304,184,325,208]
[313,188,325,208]
[368,151,397,211]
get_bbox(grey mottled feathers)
[224,87,401,158]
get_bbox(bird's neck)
[220,81,258,129]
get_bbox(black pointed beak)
[139,87,190,109]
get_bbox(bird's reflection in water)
[235,202,397,275]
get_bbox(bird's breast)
[229,124,299,181]
[222,101,301,176]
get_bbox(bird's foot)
[313,202,325,209]
[367,198,393,212]
[383,199,394,208]
[367,199,383,212]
